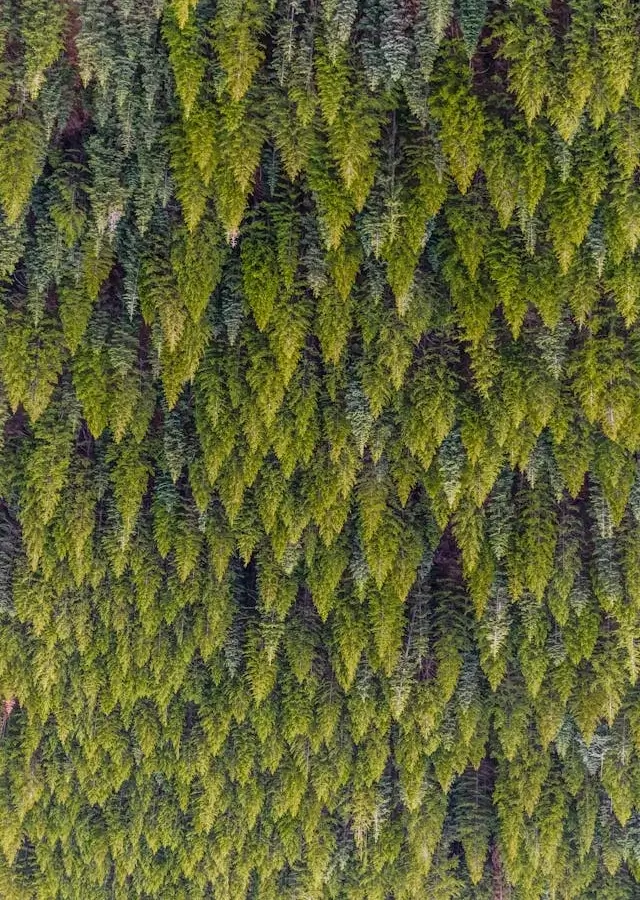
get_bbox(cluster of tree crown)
[2,0,640,897]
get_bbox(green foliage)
[0,119,45,224]
[20,0,66,99]
[1,2,640,897]
[163,6,206,119]
[0,313,65,421]
[429,40,485,194]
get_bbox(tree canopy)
[2,0,640,897]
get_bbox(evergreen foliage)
[2,0,640,897]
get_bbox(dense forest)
[2,0,640,897]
